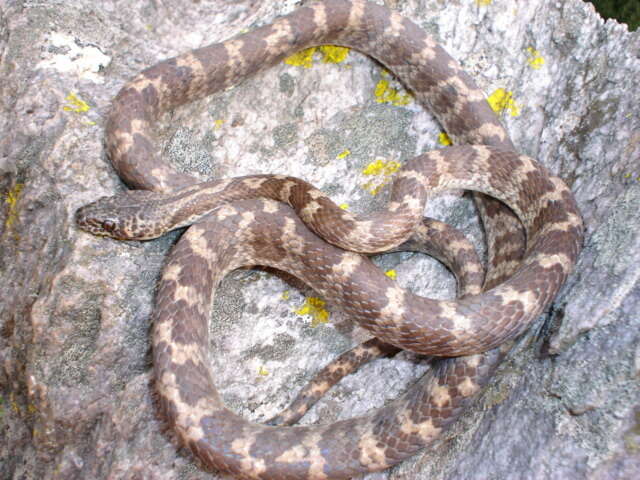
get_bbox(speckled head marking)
[75,0,583,478]
[75,190,168,240]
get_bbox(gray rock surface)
[1,0,638,479]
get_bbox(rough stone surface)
[1,0,638,479]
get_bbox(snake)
[74,0,584,478]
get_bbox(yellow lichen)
[438,132,452,146]
[10,397,19,414]
[295,297,330,327]
[363,160,383,176]
[362,159,402,195]
[337,149,351,159]
[285,47,317,68]
[385,269,397,280]
[63,92,90,113]
[623,173,640,181]
[487,88,520,117]
[623,411,640,452]
[258,366,269,376]
[284,45,350,68]
[374,77,412,106]
[362,159,401,176]
[476,0,492,5]
[213,119,225,129]
[4,183,23,230]
[339,203,349,210]
[281,290,290,300]
[319,45,350,64]
[526,47,545,69]
[364,183,383,195]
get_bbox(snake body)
[75,1,583,478]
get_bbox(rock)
[0,0,638,479]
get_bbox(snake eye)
[102,219,117,232]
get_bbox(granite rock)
[0,0,638,479]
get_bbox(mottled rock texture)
[0,0,638,479]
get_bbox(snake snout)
[75,204,96,231]
[75,201,124,239]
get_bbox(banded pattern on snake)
[75,1,583,478]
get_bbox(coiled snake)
[75,1,583,478]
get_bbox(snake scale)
[75,1,584,478]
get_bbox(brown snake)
[75,1,584,478]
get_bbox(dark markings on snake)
[76,1,583,478]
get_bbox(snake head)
[75,190,167,240]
